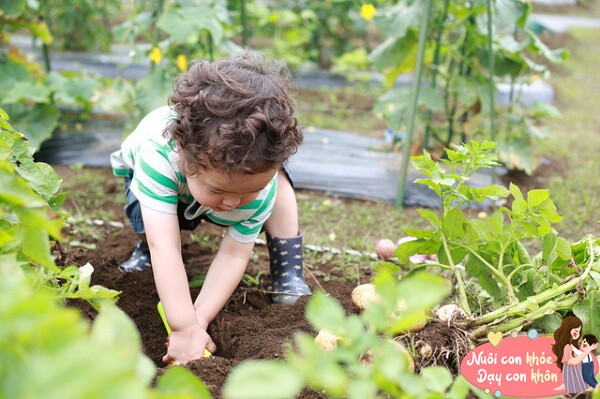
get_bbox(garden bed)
[57,167,365,398]
[56,166,479,398]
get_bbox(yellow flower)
[149,47,163,64]
[360,4,376,21]
[176,54,188,72]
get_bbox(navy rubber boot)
[118,241,152,272]
[267,232,312,305]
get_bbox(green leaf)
[23,21,53,45]
[531,313,563,335]
[15,162,62,199]
[525,29,569,64]
[542,232,557,265]
[389,273,451,334]
[157,6,224,44]
[394,239,441,265]
[46,72,100,108]
[443,208,468,240]
[0,168,46,207]
[527,189,550,208]
[402,228,436,239]
[536,199,563,223]
[555,237,572,260]
[0,61,35,95]
[497,138,539,175]
[92,305,142,356]
[20,212,55,269]
[496,0,531,30]
[448,375,471,399]
[375,1,421,39]
[223,360,304,399]
[417,209,440,227]
[477,185,510,199]
[134,69,172,116]
[0,0,26,18]
[1,103,59,150]
[509,183,524,201]
[573,291,600,335]
[531,101,561,119]
[347,378,377,399]
[48,192,68,211]
[305,291,346,332]
[368,30,419,78]
[421,366,453,394]
[156,367,212,399]
[2,81,52,104]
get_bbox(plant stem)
[497,242,517,304]
[506,263,535,281]
[442,234,471,315]
[424,0,450,151]
[42,43,52,72]
[397,0,432,208]
[471,236,595,327]
[240,0,248,46]
[470,295,578,338]
[486,0,497,184]
[454,243,510,286]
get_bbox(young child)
[110,53,312,365]
[576,334,599,390]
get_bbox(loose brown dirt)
[57,166,359,398]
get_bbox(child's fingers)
[162,353,174,365]
[206,339,217,354]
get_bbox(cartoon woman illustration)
[552,316,598,393]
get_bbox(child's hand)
[585,343,599,353]
[162,323,217,365]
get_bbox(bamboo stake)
[241,0,248,46]
[423,0,449,152]
[487,0,497,184]
[396,0,433,208]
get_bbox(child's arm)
[141,205,215,365]
[193,232,254,328]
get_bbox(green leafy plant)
[39,0,120,52]
[0,107,213,398]
[114,0,239,128]
[224,269,471,399]
[0,260,212,399]
[371,0,568,174]
[396,140,600,336]
[240,0,390,71]
[241,270,266,287]
[0,108,118,306]
[0,1,116,149]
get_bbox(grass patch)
[297,191,428,251]
[536,28,600,239]
[296,85,386,137]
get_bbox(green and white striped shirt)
[110,107,278,243]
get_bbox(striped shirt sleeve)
[227,176,278,243]
[129,140,179,214]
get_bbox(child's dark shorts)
[123,165,295,234]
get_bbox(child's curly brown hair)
[165,52,303,176]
